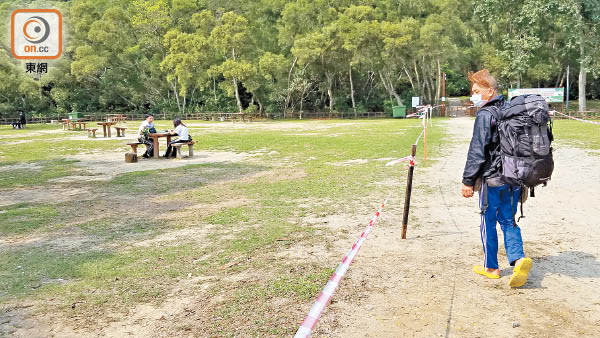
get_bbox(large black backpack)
[492,94,554,190]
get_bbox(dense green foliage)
[0,0,599,117]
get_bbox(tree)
[475,0,600,112]
[378,18,420,105]
[210,12,253,113]
[254,52,291,115]
[564,0,600,112]
[2,0,599,117]
[333,5,381,116]
[293,29,344,114]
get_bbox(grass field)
[553,120,600,152]
[0,118,445,336]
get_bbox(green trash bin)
[69,112,84,120]
[392,106,406,118]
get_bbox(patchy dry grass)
[1,118,446,336]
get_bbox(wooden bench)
[115,127,127,137]
[172,141,195,159]
[86,128,98,138]
[127,142,144,155]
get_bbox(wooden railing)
[0,110,399,125]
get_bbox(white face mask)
[470,94,485,107]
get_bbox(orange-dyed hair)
[468,69,498,91]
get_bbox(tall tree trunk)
[328,85,334,116]
[425,78,433,104]
[300,83,306,117]
[413,59,421,94]
[233,77,243,113]
[379,71,403,106]
[349,65,357,117]
[420,61,429,102]
[172,81,181,113]
[256,97,264,116]
[364,71,376,102]
[379,71,393,103]
[423,60,433,103]
[403,66,416,92]
[578,42,587,113]
[232,48,244,113]
[213,77,217,101]
[326,72,334,115]
[189,88,197,115]
[436,58,442,103]
[285,57,298,112]
[556,68,564,88]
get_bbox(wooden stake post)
[401,144,417,239]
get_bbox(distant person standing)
[461,69,532,288]
[136,114,156,158]
[19,112,26,129]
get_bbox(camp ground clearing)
[0,117,599,337]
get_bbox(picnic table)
[148,132,173,158]
[71,121,87,130]
[106,114,127,123]
[97,122,117,137]
[62,119,87,131]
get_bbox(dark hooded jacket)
[462,95,505,186]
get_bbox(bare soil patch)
[0,150,256,207]
[0,162,44,171]
[68,150,254,178]
[0,186,90,208]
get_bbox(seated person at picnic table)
[164,118,192,158]
[136,114,157,158]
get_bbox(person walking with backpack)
[461,69,533,288]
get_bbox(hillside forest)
[1,0,599,117]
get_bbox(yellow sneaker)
[473,265,500,279]
[509,258,533,288]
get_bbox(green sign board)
[508,88,564,103]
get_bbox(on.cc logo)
[11,9,62,60]
[23,16,51,44]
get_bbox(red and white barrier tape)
[385,155,416,167]
[414,127,426,146]
[293,196,390,338]
[553,110,600,126]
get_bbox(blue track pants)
[479,183,525,269]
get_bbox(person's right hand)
[461,185,474,198]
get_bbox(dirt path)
[317,118,600,338]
